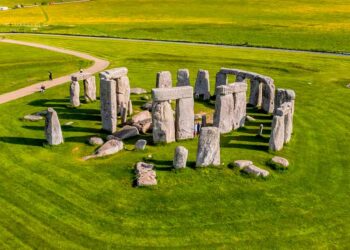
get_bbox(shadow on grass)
[23,125,102,134]
[28,98,69,108]
[221,133,269,151]
[0,137,44,147]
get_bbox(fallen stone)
[113,125,139,140]
[88,136,104,146]
[23,114,43,122]
[152,86,193,102]
[131,111,152,124]
[135,162,157,186]
[141,101,153,111]
[271,156,289,168]
[173,146,188,169]
[64,121,74,126]
[135,139,147,150]
[130,88,147,94]
[83,139,123,160]
[242,165,269,177]
[246,115,256,122]
[70,80,80,107]
[233,160,253,169]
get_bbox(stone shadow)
[22,125,102,134]
[0,137,44,147]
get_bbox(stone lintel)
[100,67,128,80]
[152,86,193,101]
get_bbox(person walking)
[40,85,46,93]
[48,71,53,81]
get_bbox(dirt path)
[0,38,109,104]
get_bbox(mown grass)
[0,0,349,52]
[0,34,349,248]
[0,42,90,94]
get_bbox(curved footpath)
[0,38,110,104]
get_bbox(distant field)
[0,34,349,248]
[0,42,91,94]
[0,0,349,52]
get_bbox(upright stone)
[173,146,188,169]
[194,70,210,100]
[215,72,228,95]
[116,76,131,114]
[275,88,296,115]
[201,114,207,127]
[269,112,285,151]
[282,102,293,143]
[84,76,96,102]
[152,101,175,143]
[261,79,275,113]
[177,69,190,86]
[213,86,234,133]
[100,78,117,133]
[128,99,133,115]
[176,97,194,140]
[156,71,172,88]
[249,79,262,106]
[45,108,64,145]
[232,82,247,130]
[70,80,80,107]
[196,127,220,167]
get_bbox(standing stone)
[213,86,234,133]
[201,114,207,127]
[236,74,245,82]
[194,70,210,100]
[120,104,127,125]
[177,69,190,86]
[156,71,172,88]
[173,146,188,169]
[258,124,264,136]
[116,76,131,114]
[232,82,247,130]
[84,76,96,102]
[100,78,117,133]
[249,79,262,106]
[176,97,194,140]
[135,139,147,150]
[45,108,64,145]
[196,127,220,167]
[261,80,275,113]
[269,112,285,151]
[215,72,228,95]
[152,101,175,143]
[275,88,296,115]
[128,99,133,115]
[70,80,80,107]
[283,103,293,143]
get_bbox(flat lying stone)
[271,156,289,167]
[242,165,269,177]
[234,160,253,169]
[135,162,157,186]
[135,139,147,150]
[131,111,152,124]
[88,137,104,146]
[246,115,256,122]
[130,88,147,94]
[141,101,153,111]
[23,114,43,122]
[83,139,123,160]
[113,125,139,140]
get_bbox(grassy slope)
[0,42,91,94]
[0,0,349,52]
[0,35,349,248]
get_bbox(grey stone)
[258,124,264,136]
[196,127,220,167]
[116,75,130,115]
[130,88,147,94]
[242,165,269,177]
[271,156,289,167]
[83,139,123,160]
[152,101,175,143]
[215,72,228,95]
[128,99,133,115]
[152,86,193,102]
[84,76,96,102]
[269,113,285,151]
[100,78,117,133]
[213,89,234,133]
[113,125,139,140]
[261,80,275,113]
[23,114,43,122]
[70,80,80,107]
[232,87,247,129]
[141,101,153,111]
[135,162,157,186]
[45,108,64,145]
[249,79,262,106]
[177,69,190,86]
[131,111,152,124]
[275,88,295,115]
[173,146,188,169]
[135,139,147,150]
[233,160,253,169]
[71,72,92,81]
[100,67,128,80]
[176,97,194,140]
[194,69,210,100]
[201,115,207,127]
[88,136,104,146]
[246,115,256,122]
[156,71,172,88]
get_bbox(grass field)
[0,42,90,94]
[0,34,349,248]
[0,0,349,52]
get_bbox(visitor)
[40,85,46,93]
[48,71,53,81]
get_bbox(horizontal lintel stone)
[152,86,193,101]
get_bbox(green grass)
[0,34,349,248]
[0,42,91,94]
[0,0,349,52]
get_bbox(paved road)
[0,38,110,104]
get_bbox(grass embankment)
[0,0,349,52]
[0,42,91,94]
[0,35,349,248]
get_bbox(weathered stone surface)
[83,139,123,160]
[173,146,188,169]
[213,90,234,133]
[242,165,269,177]
[116,76,130,114]
[194,70,210,100]
[249,79,262,106]
[177,69,190,86]
[232,90,247,130]
[128,99,133,116]
[233,160,253,169]
[100,79,117,133]
[100,67,128,80]
[113,125,139,140]
[258,124,264,136]
[271,156,289,167]
[130,88,147,94]
[156,71,172,88]
[23,114,43,122]
[230,82,248,93]
[347,83,350,88]
[71,72,92,81]
[141,101,153,111]
[246,115,256,122]
[135,162,157,186]
[152,86,193,102]
[275,88,296,115]
[261,80,275,113]
[84,76,96,102]
[269,113,285,151]
[201,114,207,127]
[196,127,220,167]
[45,108,64,145]
[131,111,152,124]
[152,101,175,143]
[215,72,228,95]
[132,119,152,134]
[284,109,293,143]
[135,139,147,150]
[176,97,194,140]
[70,80,80,107]
[88,136,104,146]
[120,104,128,125]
